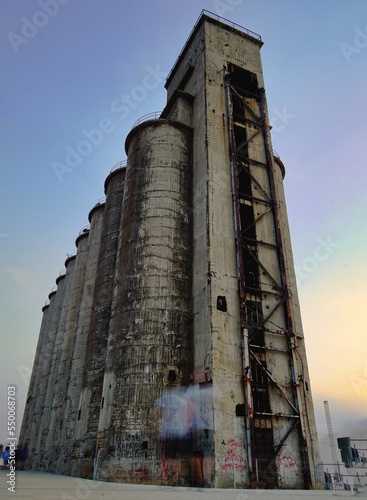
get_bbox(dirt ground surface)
[1,470,365,500]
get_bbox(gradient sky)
[1,0,366,463]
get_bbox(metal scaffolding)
[225,65,311,488]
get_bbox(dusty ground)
[1,470,365,499]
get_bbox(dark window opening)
[237,164,252,198]
[242,249,260,290]
[228,64,260,97]
[240,202,256,240]
[234,124,248,157]
[232,93,246,123]
[168,370,177,383]
[101,397,104,409]
[253,390,271,414]
[245,300,263,326]
[251,359,269,388]
[236,403,246,416]
[217,295,227,312]
[250,329,265,347]
[142,440,148,450]
[77,410,81,421]
[253,426,277,486]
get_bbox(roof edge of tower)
[165,10,263,89]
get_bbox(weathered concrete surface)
[19,303,50,453]
[97,120,193,483]
[19,11,321,490]
[62,202,105,477]
[78,170,126,477]
[1,471,364,500]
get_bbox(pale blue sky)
[1,0,366,460]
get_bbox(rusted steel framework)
[225,65,311,488]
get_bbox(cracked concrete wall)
[47,255,77,472]
[164,17,263,487]
[33,269,68,469]
[77,168,126,477]
[164,14,319,488]
[27,288,57,465]
[20,302,50,455]
[58,203,106,476]
[97,119,193,483]
[44,248,82,471]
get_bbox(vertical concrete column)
[28,289,58,468]
[98,120,193,483]
[46,230,90,473]
[59,202,105,476]
[56,228,89,474]
[32,268,69,469]
[77,168,126,478]
[19,303,50,462]
[271,154,320,485]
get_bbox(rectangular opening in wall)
[242,248,260,290]
[232,92,246,123]
[216,295,227,312]
[234,124,248,157]
[245,300,263,327]
[228,63,260,97]
[253,426,278,487]
[237,162,252,198]
[240,201,256,240]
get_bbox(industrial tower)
[20,11,320,489]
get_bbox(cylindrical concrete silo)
[77,165,126,478]
[58,201,105,475]
[19,302,51,462]
[97,119,193,483]
[32,269,68,470]
[45,255,76,472]
[55,228,89,474]
[27,288,58,468]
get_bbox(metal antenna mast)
[324,400,339,473]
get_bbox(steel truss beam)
[226,74,311,488]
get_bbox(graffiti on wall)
[277,454,301,477]
[221,439,247,472]
[115,434,141,459]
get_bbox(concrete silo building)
[20,11,320,489]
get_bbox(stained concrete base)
[1,471,365,500]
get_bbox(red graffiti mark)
[278,455,296,467]
[277,455,300,476]
[227,439,241,447]
[160,460,169,482]
[221,440,247,472]
[129,466,150,482]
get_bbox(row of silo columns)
[21,98,194,483]
[20,163,126,474]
